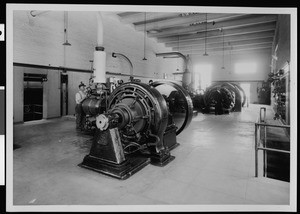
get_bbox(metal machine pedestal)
[79,128,150,180]
[150,148,175,167]
[79,155,150,180]
[163,125,179,151]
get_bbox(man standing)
[75,82,87,130]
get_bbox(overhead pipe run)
[93,12,106,83]
[156,52,191,90]
[163,56,181,59]
[156,52,188,69]
[30,10,51,17]
[112,52,134,78]
[13,62,168,80]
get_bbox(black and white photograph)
[4,3,297,212]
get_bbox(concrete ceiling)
[116,12,277,56]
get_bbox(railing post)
[255,123,258,177]
[263,125,267,177]
[260,107,266,122]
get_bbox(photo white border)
[6,3,297,212]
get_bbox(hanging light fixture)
[176,35,180,71]
[228,43,232,74]
[203,13,208,56]
[63,11,71,46]
[142,12,147,60]
[221,28,225,69]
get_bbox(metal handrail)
[255,107,290,177]
[255,122,290,128]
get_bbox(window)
[234,62,257,74]
[193,64,212,90]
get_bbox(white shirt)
[75,91,86,104]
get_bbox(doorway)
[240,83,251,106]
[193,63,212,91]
[23,73,46,122]
[61,73,68,116]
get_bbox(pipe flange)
[96,114,109,130]
[95,46,105,51]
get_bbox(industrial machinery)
[80,83,109,132]
[257,81,271,105]
[203,85,235,114]
[191,82,246,114]
[79,81,193,179]
[79,77,126,133]
[268,70,286,120]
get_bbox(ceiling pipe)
[30,10,51,17]
[112,52,134,78]
[156,52,188,70]
[156,52,191,90]
[93,12,106,83]
[163,56,181,59]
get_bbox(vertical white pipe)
[96,12,104,46]
[93,12,106,83]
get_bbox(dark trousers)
[75,104,85,129]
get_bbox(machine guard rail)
[254,107,290,177]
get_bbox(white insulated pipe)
[93,12,106,83]
[96,12,104,46]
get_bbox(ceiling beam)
[178,43,273,54]
[172,37,273,51]
[134,13,246,31]
[117,12,180,24]
[187,47,272,56]
[227,47,272,55]
[166,31,275,48]
[148,14,278,38]
[117,12,140,17]
[157,21,277,43]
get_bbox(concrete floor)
[13,104,290,206]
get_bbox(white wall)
[13,11,180,121]
[13,11,178,77]
[273,15,290,71]
[191,51,271,82]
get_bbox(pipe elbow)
[156,52,188,70]
[111,52,133,76]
